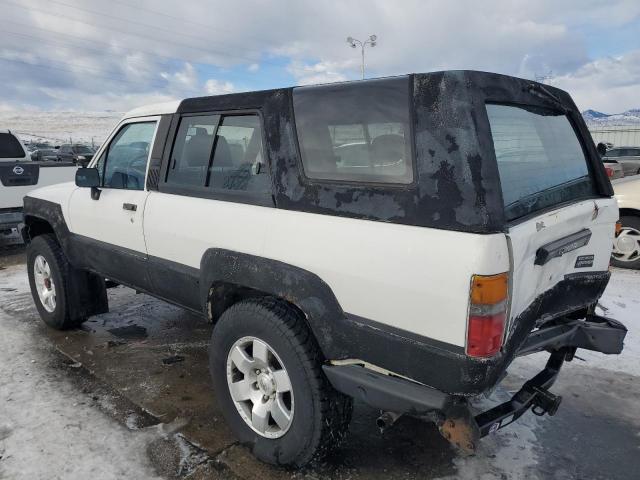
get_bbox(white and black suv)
[21,71,627,466]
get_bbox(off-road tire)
[611,215,640,270]
[209,297,352,467]
[27,234,86,329]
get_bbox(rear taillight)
[604,166,614,177]
[466,273,509,358]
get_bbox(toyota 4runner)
[21,71,627,466]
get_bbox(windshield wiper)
[524,83,569,113]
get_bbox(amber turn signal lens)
[615,221,622,236]
[470,273,509,305]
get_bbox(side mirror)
[75,168,102,200]
[596,142,607,156]
[75,167,100,187]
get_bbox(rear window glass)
[0,133,26,159]
[293,77,413,184]
[486,104,596,221]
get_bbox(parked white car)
[605,147,640,177]
[612,175,640,268]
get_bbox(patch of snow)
[0,111,123,146]
[0,264,163,480]
[447,395,540,480]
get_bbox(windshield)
[486,104,596,221]
[0,132,26,159]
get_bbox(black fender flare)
[22,197,73,251]
[22,196,108,319]
[199,248,349,359]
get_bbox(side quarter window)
[166,115,219,187]
[99,122,157,190]
[208,115,269,193]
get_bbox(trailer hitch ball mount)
[531,386,562,416]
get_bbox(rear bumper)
[324,312,626,447]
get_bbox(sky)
[0,0,639,114]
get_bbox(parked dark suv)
[56,144,94,164]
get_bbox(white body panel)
[0,167,78,210]
[143,192,271,265]
[68,187,150,253]
[25,181,77,220]
[143,191,510,347]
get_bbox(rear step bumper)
[324,313,626,450]
[473,314,626,440]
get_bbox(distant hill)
[582,108,640,127]
[0,111,123,146]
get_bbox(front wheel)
[209,298,352,467]
[611,215,640,269]
[27,234,86,329]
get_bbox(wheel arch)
[22,214,55,243]
[206,281,306,324]
[200,249,346,359]
[22,197,72,250]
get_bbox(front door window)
[97,122,156,190]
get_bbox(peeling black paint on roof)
[177,70,612,233]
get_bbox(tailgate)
[507,198,617,323]
[0,162,77,210]
[485,103,617,331]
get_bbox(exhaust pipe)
[376,411,402,433]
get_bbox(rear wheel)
[27,234,86,329]
[611,215,640,269]
[209,297,352,467]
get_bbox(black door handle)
[122,203,137,211]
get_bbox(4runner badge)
[575,254,595,268]
[12,165,24,175]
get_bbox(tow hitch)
[474,348,568,438]
[438,350,567,454]
[440,314,626,452]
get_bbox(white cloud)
[160,62,198,91]
[287,60,350,85]
[0,0,638,112]
[551,50,640,112]
[204,79,235,95]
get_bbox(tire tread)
[214,297,352,466]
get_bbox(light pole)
[346,35,377,79]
